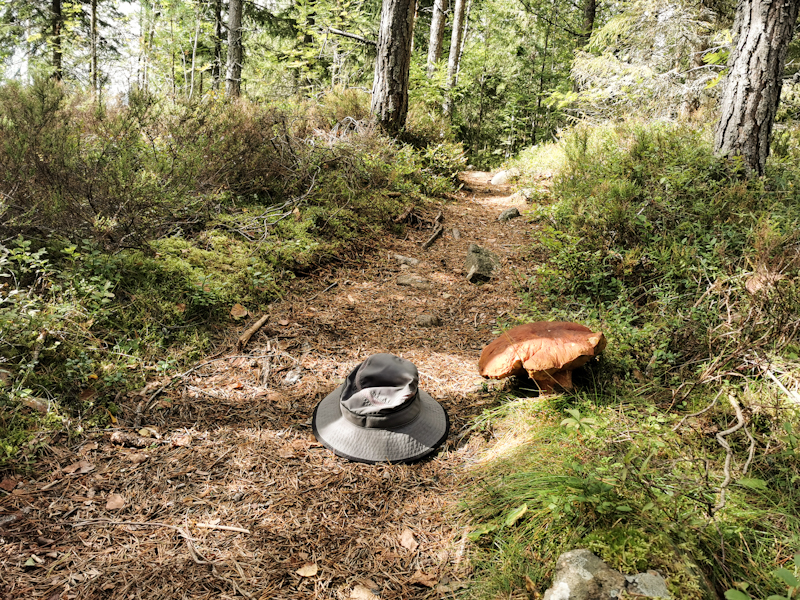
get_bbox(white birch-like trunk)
[426,0,448,75]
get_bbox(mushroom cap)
[478,322,606,384]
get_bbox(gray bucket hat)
[312,353,449,464]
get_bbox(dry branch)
[393,205,415,223]
[422,225,444,249]
[238,315,270,351]
[714,394,747,512]
[195,523,251,534]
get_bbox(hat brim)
[312,384,449,464]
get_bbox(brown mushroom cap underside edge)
[478,323,607,389]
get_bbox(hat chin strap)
[340,393,422,429]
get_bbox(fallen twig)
[422,225,444,249]
[307,281,338,302]
[393,205,415,223]
[195,523,251,534]
[238,314,270,351]
[672,389,724,432]
[714,394,747,513]
[766,369,800,403]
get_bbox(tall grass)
[465,122,800,599]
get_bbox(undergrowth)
[465,123,800,599]
[0,79,463,466]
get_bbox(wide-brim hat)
[312,353,449,464]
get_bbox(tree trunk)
[714,0,800,175]
[443,0,466,115]
[226,0,243,97]
[426,0,448,75]
[91,0,98,93]
[213,0,223,89]
[581,0,596,45]
[51,0,62,80]
[370,0,416,133]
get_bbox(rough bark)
[581,0,596,45]
[226,0,243,97]
[443,0,467,115]
[371,0,416,133]
[427,0,448,74]
[51,0,62,80]
[212,0,222,89]
[714,0,800,175]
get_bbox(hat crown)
[341,354,419,418]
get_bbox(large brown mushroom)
[478,322,606,391]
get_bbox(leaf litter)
[0,173,537,599]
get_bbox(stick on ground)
[238,315,270,351]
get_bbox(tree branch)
[328,27,376,47]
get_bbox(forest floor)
[1,172,542,600]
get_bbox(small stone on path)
[465,244,500,283]
[394,254,420,266]
[397,274,432,289]
[452,228,461,240]
[498,207,521,221]
[416,314,441,327]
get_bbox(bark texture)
[426,0,448,75]
[714,0,800,175]
[582,0,596,45]
[443,0,467,115]
[226,0,243,97]
[51,0,62,80]
[371,0,416,133]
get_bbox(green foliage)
[465,121,800,600]
[0,81,457,464]
[522,122,800,385]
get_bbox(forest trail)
[2,173,539,600]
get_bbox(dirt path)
[1,173,536,600]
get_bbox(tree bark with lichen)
[371,0,416,133]
[714,0,800,175]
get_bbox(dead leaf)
[176,303,186,313]
[63,460,94,475]
[293,207,301,220]
[278,319,289,326]
[127,453,149,464]
[79,389,97,402]
[350,585,379,599]
[78,442,98,456]
[106,493,125,510]
[399,528,418,551]
[230,303,249,320]
[0,478,17,492]
[278,446,295,459]
[296,563,318,577]
[409,570,437,587]
[227,381,244,390]
[171,434,192,447]
[525,574,536,595]
[22,397,48,413]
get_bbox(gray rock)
[626,572,671,598]
[397,274,432,289]
[394,254,420,267]
[465,244,499,283]
[543,550,626,600]
[498,207,521,221]
[510,188,535,203]
[416,314,441,327]
[452,228,462,240]
[490,168,520,186]
[543,550,671,600]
